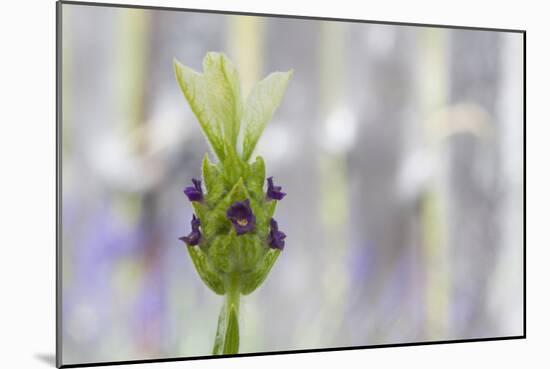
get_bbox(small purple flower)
[268,218,286,250]
[183,178,204,202]
[266,177,286,201]
[226,199,256,235]
[179,215,201,246]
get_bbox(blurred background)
[60,3,524,365]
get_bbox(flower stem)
[226,273,240,314]
[212,273,240,355]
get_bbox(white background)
[0,0,545,368]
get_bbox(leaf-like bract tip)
[241,69,293,161]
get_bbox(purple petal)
[226,199,256,235]
[266,177,286,201]
[268,218,286,250]
[179,215,201,246]
[184,178,204,202]
[192,178,202,191]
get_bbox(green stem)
[212,273,240,355]
[226,273,240,314]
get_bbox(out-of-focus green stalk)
[418,29,450,339]
[112,7,153,351]
[113,9,151,236]
[228,16,264,95]
[116,9,150,133]
[314,21,351,345]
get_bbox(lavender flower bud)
[174,51,292,356]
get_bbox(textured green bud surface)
[175,52,291,295]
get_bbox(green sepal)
[221,143,246,187]
[202,153,219,192]
[202,153,225,205]
[191,202,207,225]
[213,178,251,214]
[247,197,269,238]
[266,199,277,219]
[240,249,281,295]
[238,234,263,273]
[208,233,237,274]
[186,246,225,295]
[246,156,266,202]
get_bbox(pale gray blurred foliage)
[60,3,524,365]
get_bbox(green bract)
[174,52,292,354]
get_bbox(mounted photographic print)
[56,1,525,367]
